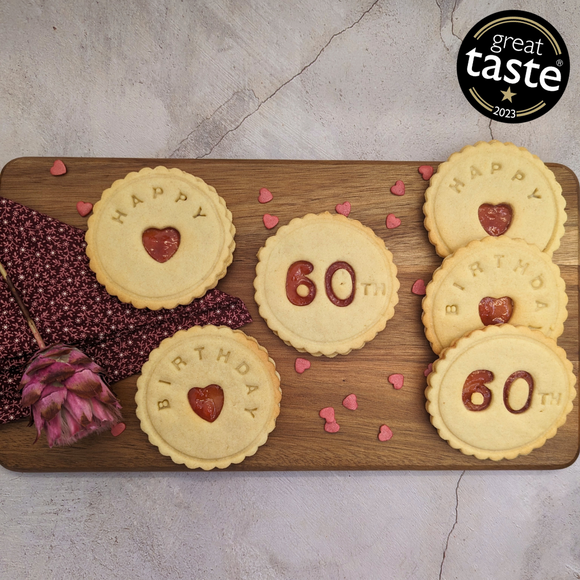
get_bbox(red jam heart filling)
[478,203,513,236]
[142,227,180,263]
[187,385,224,422]
[478,296,514,326]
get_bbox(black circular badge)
[457,11,569,123]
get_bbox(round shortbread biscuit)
[86,166,235,309]
[426,325,576,461]
[422,237,568,354]
[254,212,399,357]
[136,325,281,470]
[423,141,566,257]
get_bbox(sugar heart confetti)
[111,422,126,437]
[386,214,401,229]
[390,180,405,196]
[263,214,279,229]
[335,201,351,217]
[319,407,335,422]
[424,363,433,377]
[342,393,358,410]
[258,188,273,203]
[324,421,340,433]
[50,159,67,176]
[295,357,311,374]
[412,279,426,295]
[388,373,404,390]
[76,201,93,217]
[378,424,393,441]
[418,165,434,180]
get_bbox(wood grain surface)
[0,157,578,472]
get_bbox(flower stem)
[0,261,46,349]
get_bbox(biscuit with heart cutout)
[86,166,235,309]
[422,236,568,354]
[136,325,281,470]
[423,141,566,257]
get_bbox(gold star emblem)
[500,87,517,103]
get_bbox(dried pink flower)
[1,259,123,447]
[20,344,123,447]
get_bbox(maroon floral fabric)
[0,197,252,424]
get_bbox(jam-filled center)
[142,227,181,263]
[479,296,514,326]
[478,203,513,236]
[187,384,224,422]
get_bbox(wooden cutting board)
[0,157,578,472]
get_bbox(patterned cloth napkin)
[0,197,252,424]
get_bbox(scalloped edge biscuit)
[423,141,566,257]
[422,237,568,354]
[425,325,576,461]
[135,325,281,470]
[254,212,399,357]
[85,166,235,309]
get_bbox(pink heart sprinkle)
[418,165,434,181]
[258,188,273,203]
[111,422,126,437]
[390,180,405,196]
[412,279,426,295]
[424,363,434,377]
[335,201,351,217]
[324,421,340,433]
[342,393,358,410]
[388,373,404,390]
[378,424,393,441]
[76,201,93,217]
[263,214,279,229]
[295,357,311,374]
[386,213,401,229]
[50,159,67,176]
[319,407,335,422]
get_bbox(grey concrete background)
[1,1,579,578]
